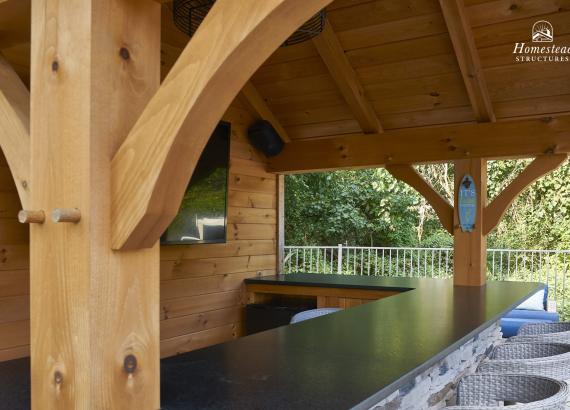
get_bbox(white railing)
[283,245,570,320]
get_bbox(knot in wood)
[120,47,131,60]
[124,354,137,374]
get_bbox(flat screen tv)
[161,122,230,245]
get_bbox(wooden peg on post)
[51,208,81,223]
[18,210,45,224]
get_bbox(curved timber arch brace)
[0,54,30,209]
[111,0,333,250]
[386,165,454,234]
[483,154,567,235]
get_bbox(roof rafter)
[269,115,570,173]
[312,22,382,134]
[439,0,495,122]
[241,81,291,142]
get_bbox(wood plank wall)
[0,151,29,361]
[0,101,278,361]
[159,101,277,358]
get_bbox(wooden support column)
[276,174,285,273]
[30,1,160,408]
[453,159,487,286]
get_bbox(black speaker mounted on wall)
[247,120,284,157]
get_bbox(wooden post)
[277,174,285,273]
[30,0,160,408]
[453,159,487,286]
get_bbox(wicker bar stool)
[445,373,568,409]
[509,322,570,343]
[477,342,570,381]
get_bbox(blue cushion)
[504,309,559,321]
[500,317,548,338]
[500,305,559,338]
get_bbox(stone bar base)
[370,322,502,410]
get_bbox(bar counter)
[0,274,542,409]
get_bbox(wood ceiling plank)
[439,0,495,122]
[364,71,469,102]
[254,73,337,99]
[278,104,354,126]
[356,54,459,85]
[269,115,570,172]
[265,89,346,113]
[281,105,478,135]
[264,41,319,66]
[467,0,569,28]
[346,33,454,68]
[286,119,362,140]
[494,95,570,119]
[252,56,327,85]
[373,91,469,114]
[336,12,448,51]
[380,105,476,129]
[312,23,382,133]
[488,74,570,103]
[280,104,477,130]
[472,10,570,49]
[327,0,378,11]
[327,0,440,32]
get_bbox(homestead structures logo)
[532,20,553,42]
[513,20,569,62]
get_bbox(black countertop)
[0,274,542,410]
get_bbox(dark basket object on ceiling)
[172,0,327,47]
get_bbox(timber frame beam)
[268,115,570,173]
[386,165,453,234]
[483,154,567,235]
[438,0,495,122]
[110,0,333,250]
[312,23,382,134]
[0,53,30,208]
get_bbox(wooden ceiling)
[1,0,569,148]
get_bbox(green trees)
[285,160,570,250]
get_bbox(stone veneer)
[370,322,502,410]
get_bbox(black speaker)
[247,120,284,157]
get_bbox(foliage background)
[285,160,570,250]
